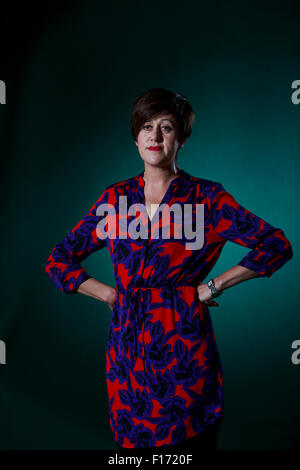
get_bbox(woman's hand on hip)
[107,287,118,311]
[196,283,219,307]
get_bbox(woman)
[45,88,293,452]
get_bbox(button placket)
[128,170,186,386]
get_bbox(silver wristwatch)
[207,279,223,298]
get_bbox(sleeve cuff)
[64,270,92,294]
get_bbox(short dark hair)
[131,88,195,144]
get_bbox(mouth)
[148,146,163,151]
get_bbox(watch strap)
[207,279,223,298]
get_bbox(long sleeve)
[45,187,113,294]
[207,182,293,278]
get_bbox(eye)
[143,125,173,132]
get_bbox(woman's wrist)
[106,286,117,305]
[208,266,260,293]
[78,278,117,304]
[213,277,223,291]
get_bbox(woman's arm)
[198,182,293,304]
[45,187,115,304]
[77,278,117,310]
[197,265,260,302]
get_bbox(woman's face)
[135,113,185,168]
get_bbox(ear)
[179,139,186,149]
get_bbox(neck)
[143,162,182,186]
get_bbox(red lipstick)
[148,146,162,151]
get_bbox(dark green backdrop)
[1,0,299,450]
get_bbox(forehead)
[146,114,177,125]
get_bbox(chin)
[141,155,163,165]
[150,160,169,168]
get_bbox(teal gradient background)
[1,0,299,450]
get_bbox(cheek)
[137,133,146,146]
[135,137,142,149]
[171,135,179,146]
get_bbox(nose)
[151,125,163,143]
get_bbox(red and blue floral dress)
[45,168,293,448]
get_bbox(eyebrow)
[147,118,176,125]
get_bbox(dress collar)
[135,167,191,188]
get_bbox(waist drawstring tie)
[129,287,147,384]
[124,284,198,386]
